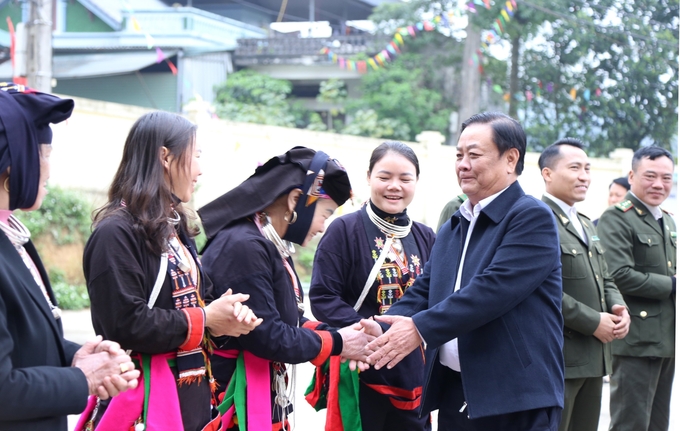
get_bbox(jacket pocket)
[634,234,661,267]
[563,328,589,367]
[560,244,587,279]
[625,299,662,346]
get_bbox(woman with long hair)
[0,82,139,431]
[198,147,377,431]
[83,111,261,431]
[309,141,436,430]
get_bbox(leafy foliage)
[516,0,678,154]
[342,109,410,141]
[347,54,451,141]
[214,70,296,127]
[50,268,89,310]
[15,186,92,245]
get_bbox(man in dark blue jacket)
[368,112,564,431]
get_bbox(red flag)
[165,59,178,75]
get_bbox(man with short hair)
[367,112,564,431]
[597,146,676,431]
[539,138,629,431]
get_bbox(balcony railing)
[122,8,266,46]
[235,35,390,59]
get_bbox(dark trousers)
[609,355,675,431]
[558,377,602,431]
[359,382,431,431]
[438,367,561,431]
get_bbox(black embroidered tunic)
[309,207,436,412]
[201,217,339,423]
[83,212,213,431]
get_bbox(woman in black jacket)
[0,82,139,431]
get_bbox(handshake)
[336,315,421,372]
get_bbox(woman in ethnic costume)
[199,146,377,431]
[0,82,139,431]
[83,111,261,431]
[309,141,436,430]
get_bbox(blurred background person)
[309,141,435,431]
[594,177,630,226]
[0,83,139,431]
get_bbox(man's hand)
[72,336,140,399]
[205,288,263,337]
[593,312,620,344]
[367,315,421,370]
[611,305,630,339]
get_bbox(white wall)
[50,96,638,229]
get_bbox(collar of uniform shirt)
[630,191,663,220]
[460,185,511,222]
[543,192,578,218]
[544,193,587,242]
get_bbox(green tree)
[349,54,450,140]
[213,70,296,127]
[518,0,678,154]
[344,2,466,141]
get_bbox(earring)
[288,211,297,225]
[3,177,8,193]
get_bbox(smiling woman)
[308,141,436,431]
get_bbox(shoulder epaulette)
[457,194,468,203]
[662,208,674,216]
[615,200,634,212]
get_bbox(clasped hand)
[72,335,140,400]
[205,288,263,337]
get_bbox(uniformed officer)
[597,145,676,431]
[538,138,630,431]
[436,194,467,231]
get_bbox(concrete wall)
[50,96,640,230]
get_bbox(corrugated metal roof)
[0,50,177,79]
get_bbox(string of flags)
[320,0,515,74]
[491,78,604,111]
[122,0,179,76]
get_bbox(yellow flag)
[131,17,141,32]
[570,88,577,100]
[501,10,510,21]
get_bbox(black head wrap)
[0,83,74,210]
[199,146,352,247]
[611,176,631,191]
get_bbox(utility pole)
[455,22,481,143]
[26,0,53,92]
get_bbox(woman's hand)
[205,288,263,337]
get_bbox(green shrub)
[15,186,92,245]
[50,269,90,310]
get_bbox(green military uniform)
[542,196,626,431]
[436,194,467,231]
[597,192,676,431]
